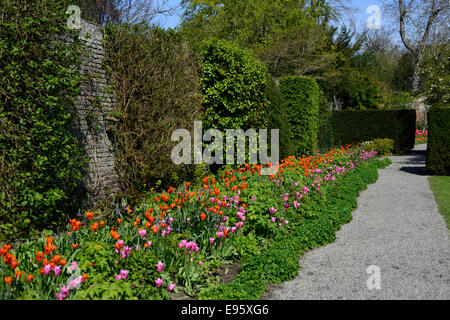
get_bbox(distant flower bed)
[0,144,380,300]
[415,129,428,144]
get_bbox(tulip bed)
[415,129,428,144]
[0,144,390,300]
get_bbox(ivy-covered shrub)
[330,110,416,154]
[201,39,269,131]
[104,24,203,196]
[279,76,320,156]
[200,39,270,166]
[426,107,450,176]
[0,0,87,239]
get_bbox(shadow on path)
[399,148,427,176]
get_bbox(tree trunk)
[411,58,421,92]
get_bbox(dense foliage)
[103,24,203,195]
[200,39,269,132]
[0,0,87,239]
[426,107,450,176]
[279,76,320,156]
[330,110,416,154]
[265,78,296,159]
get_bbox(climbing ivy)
[0,0,87,240]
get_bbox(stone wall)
[72,20,122,203]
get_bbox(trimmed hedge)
[265,78,296,159]
[426,107,450,175]
[279,76,320,156]
[330,110,416,154]
[198,157,392,299]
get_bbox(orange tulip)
[100,220,105,227]
[91,223,98,232]
[4,276,13,285]
[36,251,44,262]
[15,270,23,279]
[85,211,94,220]
[72,243,79,250]
[51,255,61,264]
[27,274,34,282]
[200,213,206,221]
[10,258,18,270]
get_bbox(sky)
[155,0,385,31]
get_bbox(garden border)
[198,157,392,299]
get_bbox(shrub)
[0,0,87,239]
[265,78,296,159]
[330,110,416,154]
[317,111,332,151]
[199,39,270,166]
[279,76,320,156]
[426,107,450,176]
[200,39,269,132]
[104,24,203,195]
[364,138,394,156]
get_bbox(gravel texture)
[266,144,450,300]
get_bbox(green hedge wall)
[330,110,416,154]
[279,76,320,156]
[265,78,296,159]
[426,107,450,175]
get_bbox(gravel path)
[265,144,450,300]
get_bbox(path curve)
[265,144,449,300]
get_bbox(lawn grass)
[428,176,450,230]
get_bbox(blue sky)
[155,0,385,31]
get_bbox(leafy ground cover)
[0,145,389,300]
[428,176,450,230]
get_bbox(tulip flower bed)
[415,129,428,144]
[0,145,389,300]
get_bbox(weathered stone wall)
[72,19,122,203]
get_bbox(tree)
[382,0,449,92]
[180,0,352,79]
[419,44,450,107]
[74,0,179,25]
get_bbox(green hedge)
[426,107,450,175]
[265,78,296,159]
[330,110,416,154]
[0,0,86,239]
[279,76,320,156]
[198,157,392,299]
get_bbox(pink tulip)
[156,261,164,272]
[155,278,163,288]
[138,229,147,238]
